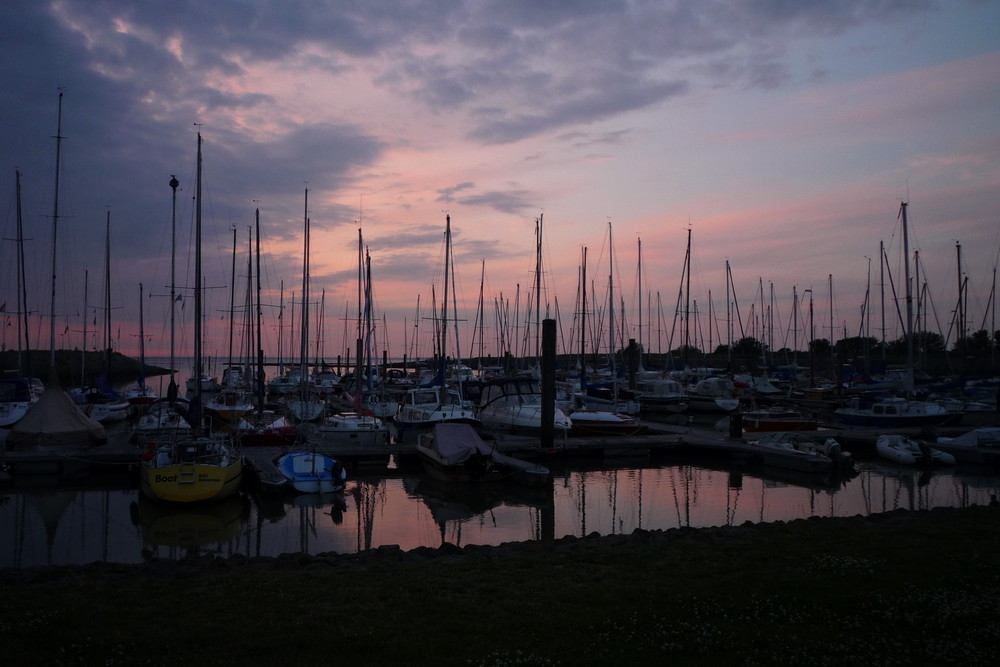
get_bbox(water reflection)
[131,494,248,559]
[2,457,1000,569]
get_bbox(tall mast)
[637,236,643,369]
[168,175,179,396]
[299,189,310,402]
[356,227,363,355]
[899,201,914,391]
[227,226,237,374]
[684,228,691,366]
[792,286,798,367]
[580,246,588,390]
[255,210,264,413]
[81,269,88,384]
[104,210,112,364]
[828,274,834,375]
[879,240,886,362]
[956,241,964,343]
[14,169,31,374]
[608,221,615,375]
[48,90,65,370]
[138,282,146,391]
[440,215,451,381]
[534,215,542,362]
[194,132,204,412]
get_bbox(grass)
[2,505,999,665]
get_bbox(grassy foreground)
[3,505,999,666]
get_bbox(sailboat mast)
[879,240,886,361]
[104,211,112,362]
[255,210,264,413]
[169,175,179,392]
[637,236,643,369]
[900,201,914,388]
[14,169,31,374]
[49,90,64,370]
[580,246,588,390]
[684,228,691,366]
[138,283,146,390]
[608,221,615,374]
[792,286,798,367]
[356,227,363,375]
[441,215,451,380]
[299,189,310,401]
[535,215,542,362]
[81,269,88,384]
[227,226,237,373]
[194,132,204,410]
[956,241,964,343]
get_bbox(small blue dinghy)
[275,451,347,493]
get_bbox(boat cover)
[428,423,494,465]
[8,384,106,448]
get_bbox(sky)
[1,0,999,372]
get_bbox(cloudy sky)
[2,1,999,369]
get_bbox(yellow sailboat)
[139,132,243,504]
[139,436,243,503]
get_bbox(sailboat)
[124,283,157,412]
[0,169,44,428]
[476,215,571,435]
[139,132,243,504]
[561,243,644,436]
[573,222,640,416]
[234,209,298,447]
[205,228,254,423]
[395,216,479,429]
[832,202,962,428]
[74,211,131,424]
[8,91,107,451]
[134,175,190,445]
[285,189,327,423]
[299,221,389,460]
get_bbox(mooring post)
[540,318,556,450]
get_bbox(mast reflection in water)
[2,458,1000,569]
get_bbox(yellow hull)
[140,458,244,504]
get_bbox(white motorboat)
[934,427,1000,465]
[746,431,853,473]
[476,377,571,434]
[395,385,480,428]
[876,434,955,466]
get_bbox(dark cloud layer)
[0,0,940,342]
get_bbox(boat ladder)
[179,464,198,484]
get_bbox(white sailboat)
[78,211,131,424]
[124,283,157,412]
[395,216,479,428]
[286,189,327,423]
[134,175,189,445]
[300,221,389,459]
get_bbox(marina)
[3,411,1000,570]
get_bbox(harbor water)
[4,359,999,569]
[3,446,999,570]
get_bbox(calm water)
[3,452,999,569]
[4,357,999,569]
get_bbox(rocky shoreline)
[6,503,997,585]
